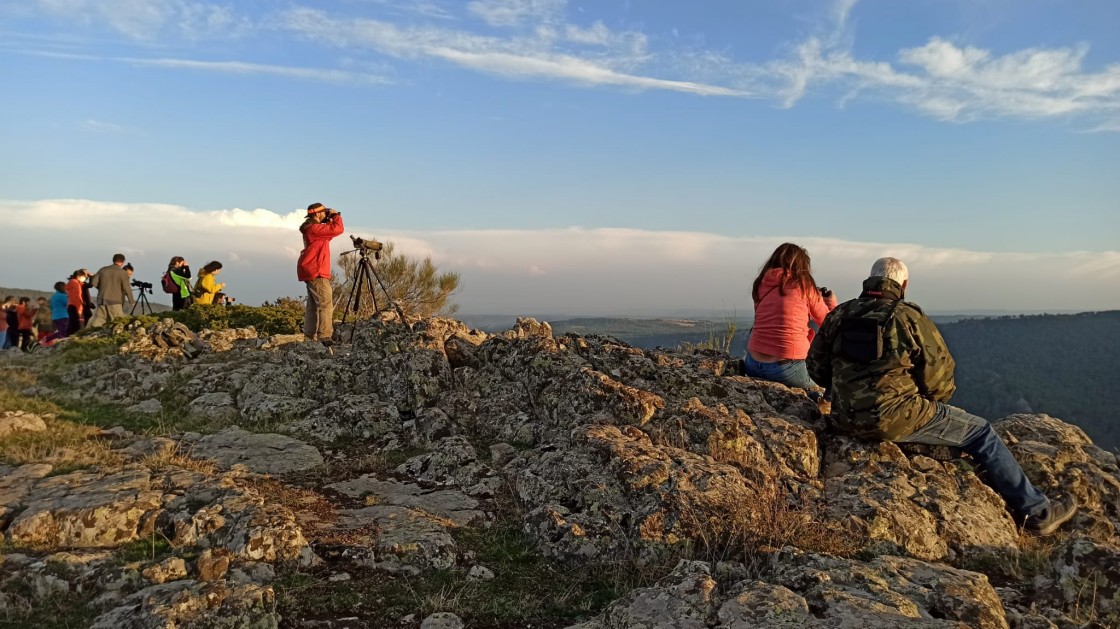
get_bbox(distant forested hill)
[938,311,1120,452]
[550,318,752,355]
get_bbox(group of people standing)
[1,254,230,352]
[744,243,1077,536]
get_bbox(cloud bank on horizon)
[3,199,1117,316]
[3,0,1119,130]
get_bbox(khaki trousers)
[304,278,334,341]
[87,303,127,329]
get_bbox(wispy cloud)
[31,0,252,40]
[281,8,744,96]
[126,57,394,85]
[467,0,565,27]
[11,0,1120,128]
[80,119,132,134]
[4,198,1118,314]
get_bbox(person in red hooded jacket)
[745,242,837,391]
[297,202,344,345]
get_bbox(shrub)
[115,303,304,337]
[334,240,460,319]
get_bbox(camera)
[131,279,153,293]
[350,235,384,255]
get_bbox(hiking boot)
[1024,495,1078,536]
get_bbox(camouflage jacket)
[807,277,956,440]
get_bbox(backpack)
[161,271,177,294]
[839,299,903,363]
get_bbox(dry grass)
[676,476,866,569]
[137,445,218,475]
[0,399,125,473]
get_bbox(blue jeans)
[896,403,1049,520]
[743,353,816,389]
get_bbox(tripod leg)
[368,265,409,323]
[361,258,379,315]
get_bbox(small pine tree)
[333,241,460,320]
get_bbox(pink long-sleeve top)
[748,268,838,360]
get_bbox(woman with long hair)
[194,261,225,305]
[745,243,837,389]
[166,256,193,311]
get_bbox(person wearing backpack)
[807,257,1077,536]
[164,257,193,311]
[193,261,225,305]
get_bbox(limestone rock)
[127,398,164,415]
[119,319,204,360]
[334,505,459,570]
[421,612,465,629]
[196,548,232,582]
[325,476,484,527]
[0,463,53,527]
[996,414,1120,537]
[1047,536,1120,619]
[822,436,1019,562]
[6,469,162,548]
[0,410,47,437]
[289,395,401,443]
[142,557,189,584]
[570,554,1009,629]
[468,565,495,580]
[90,579,278,629]
[201,327,259,353]
[395,436,490,489]
[188,427,323,475]
[566,560,717,629]
[238,393,318,425]
[190,392,238,419]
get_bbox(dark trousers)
[17,329,33,351]
[172,294,188,311]
[67,306,83,335]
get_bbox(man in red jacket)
[297,202,344,345]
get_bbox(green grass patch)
[277,520,678,627]
[113,534,175,565]
[0,576,99,629]
[111,303,304,337]
[49,334,128,368]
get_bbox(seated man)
[807,257,1076,535]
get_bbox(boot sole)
[1026,503,1078,536]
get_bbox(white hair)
[870,257,908,284]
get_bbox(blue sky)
[1,0,1118,315]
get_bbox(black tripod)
[131,286,155,316]
[339,247,407,338]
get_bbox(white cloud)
[467,0,565,27]
[80,119,132,134]
[281,8,742,96]
[125,57,394,85]
[13,0,1120,127]
[3,198,1118,315]
[32,0,251,40]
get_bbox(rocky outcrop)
[569,554,1010,629]
[4,316,1118,628]
[90,579,279,629]
[180,427,324,475]
[7,469,164,548]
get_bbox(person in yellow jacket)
[194,261,226,305]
